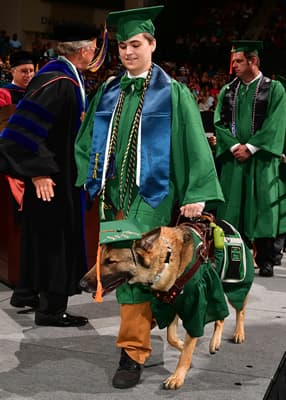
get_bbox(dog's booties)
[112,349,142,389]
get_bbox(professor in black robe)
[0,22,99,326]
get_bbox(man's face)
[11,63,35,88]
[232,52,252,81]
[82,38,97,70]
[118,33,156,76]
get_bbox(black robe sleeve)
[0,72,79,180]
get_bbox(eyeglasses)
[14,68,35,75]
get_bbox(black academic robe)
[0,62,87,296]
[2,82,26,104]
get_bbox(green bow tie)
[120,75,145,92]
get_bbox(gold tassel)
[94,245,103,302]
[88,23,108,73]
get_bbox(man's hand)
[232,144,252,162]
[32,176,56,201]
[180,203,204,218]
[207,135,216,147]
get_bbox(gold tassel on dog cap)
[94,245,103,302]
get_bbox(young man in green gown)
[75,6,226,388]
[214,40,286,277]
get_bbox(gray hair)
[56,40,94,56]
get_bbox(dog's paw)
[162,373,185,390]
[209,335,222,354]
[233,330,245,344]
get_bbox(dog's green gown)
[151,230,254,338]
[75,64,230,335]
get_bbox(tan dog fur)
[80,224,249,389]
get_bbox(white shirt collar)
[127,71,148,79]
[243,71,262,86]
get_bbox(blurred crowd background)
[1,0,286,110]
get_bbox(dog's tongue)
[92,277,129,298]
[104,277,129,293]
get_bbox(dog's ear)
[135,227,161,251]
[178,224,194,244]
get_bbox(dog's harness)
[152,216,214,304]
[152,240,172,284]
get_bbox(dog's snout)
[79,277,89,292]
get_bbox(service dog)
[80,217,254,389]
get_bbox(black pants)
[12,287,68,315]
[255,234,285,268]
[37,292,68,315]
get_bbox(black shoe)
[35,312,88,327]
[112,349,142,389]
[259,264,274,277]
[273,254,282,266]
[10,293,39,309]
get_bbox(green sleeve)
[171,80,224,207]
[74,84,105,187]
[247,81,286,155]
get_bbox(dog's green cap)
[99,219,143,248]
[231,40,263,54]
[106,5,164,42]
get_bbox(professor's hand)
[32,176,56,201]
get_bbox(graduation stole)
[220,75,271,135]
[85,63,172,208]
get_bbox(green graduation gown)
[214,78,286,241]
[151,231,229,338]
[75,65,224,304]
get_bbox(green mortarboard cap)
[99,219,143,248]
[106,5,164,41]
[232,40,263,54]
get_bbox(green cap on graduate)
[229,40,263,74]
[99,219,143,248]
[231,40,263,54]
[106,5,164,41]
